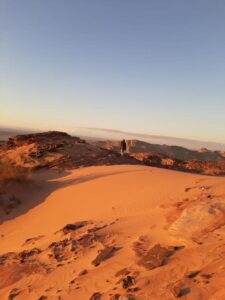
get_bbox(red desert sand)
[1,165,225,299]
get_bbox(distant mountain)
[92,140,225,162]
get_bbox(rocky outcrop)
[93,140,225,162]
[0,131,141,171]
[131,153,225,176]
[7,131,84,148]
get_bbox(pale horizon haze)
[1,0,225,144]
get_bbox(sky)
[1,0,225,144]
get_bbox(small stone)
[70,279,76,284]
[122,276,135,289]
[38,296,47,300]
[63,221,87,234]
[169,282,190,298]
[90,292,102,300]
[79,269,88,276]
[186,270,200,278]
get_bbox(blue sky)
[1,0,225,144]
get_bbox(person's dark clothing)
[121,140,127,152]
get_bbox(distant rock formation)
[131,152,225,176]
[92,140,225,162]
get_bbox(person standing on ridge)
[120,139,127,156]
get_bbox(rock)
[127,287,140,292]
[92,247,117,267]
[38,296,47,300]
[170,284,183,298]
[69,279,76,284]
[63,221,87,234]
[139,244,173,270]
[71,240,77,251]
[19,248,41,262]
[126,295,136,300]
[0,252,17,265]
[79,269,88,276]
[122,276,135,289]
[186,270,200,278]
[78,233,96,247]
[110,294,121,300]
[8,131,80,148]
[8,288,21,300]
[169,282,190,298]
[48,239,70,262]
[90,292,102,300]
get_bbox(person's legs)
[121,149,124,156]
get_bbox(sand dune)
[1,165,225,299]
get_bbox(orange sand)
[0,165,225,299]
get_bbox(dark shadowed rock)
[19,248,41,263]
[110,294,121,300]
[38,296,48,300]
[169,281,190,298]
[90,292,102,300]
[122,276,135,289]
[0,252,17,265]
[139,244,173,270]
[48,239,70,262]
[92,246,118,267]
[78,233,96,247]
[186,270,200,278]
[62,221,87,234]
[126,295,136,300]
[71,239,77,251]
[79,269,88,276]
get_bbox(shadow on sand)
[0,166,146,225]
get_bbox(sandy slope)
[0,165,225,300]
